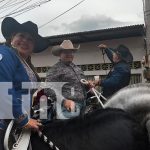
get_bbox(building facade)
[31,25,146,83]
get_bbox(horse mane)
[105,83,150,121]
[104,83,150,143]
[43,108,133,132]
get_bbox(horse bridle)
[4,120,60,150]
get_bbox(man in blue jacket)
[95,44,133,99]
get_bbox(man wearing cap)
[45,40,88,119]
[94,44,133,99]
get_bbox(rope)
[100,47,108,75]
[38,131,60,150]
[80,79,107,108]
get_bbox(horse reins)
[38,130,60,150]
[80,79,107,108]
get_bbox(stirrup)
[4,120,31,150]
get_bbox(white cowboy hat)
[52,40,80,56]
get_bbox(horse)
[104,83,150,139]
[30,83,150,150]
[31,108,148,150]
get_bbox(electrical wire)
[0,0,86,29]
[13,0,51,18]
[0,0,51,19]
[0,0,27,14]
[0,0,27,9]
[0,0,12,10]
[5,0,32,17]
[0,0,6,3]
[39,0,86,28]
[0,0,31,18]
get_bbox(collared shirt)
[46,60,87,102]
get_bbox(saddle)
[4,120,31,150]
[4,89,54,150]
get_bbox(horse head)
[104,83,150,142]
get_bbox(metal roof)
[46,24,145,45]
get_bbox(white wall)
[31,36,145,82]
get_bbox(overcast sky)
[0,0,144,41]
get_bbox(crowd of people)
[0,17,133,149]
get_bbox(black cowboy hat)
[1,17,50,53]
[115,45,133,63]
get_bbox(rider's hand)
[87,79,101,88]
[24,119,42,131]
[98,44,107,49]
[87,80,95,88]
[94,79,101,86]
[63,99,75,112]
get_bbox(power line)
[0,0,12,10]
[0,0,27,14]
[0,0,6,3]
[12,0,52,18]
[39,0,86,28]
[0,0,27,9]
[0,0,51,19]
[0,0,32,19]
[5,0,32,17]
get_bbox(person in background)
[0,17,50,149]
[93,44,133,99]
[141,55,150,82]
[45,40,88,119]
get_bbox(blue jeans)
[56,101,85,119]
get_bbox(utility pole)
[142,0,150,82]
[144,0,150,52]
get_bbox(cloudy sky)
[0,0,144,41]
